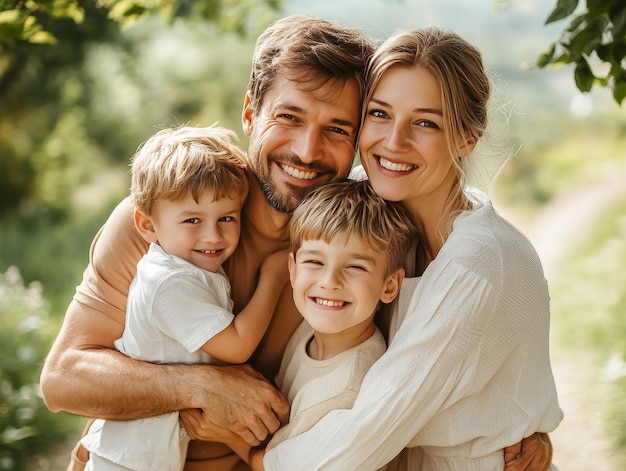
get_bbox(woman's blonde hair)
[290,180,417,276]
[130,124,249,215]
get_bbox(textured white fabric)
[267,321,386,450]
[264,189,563,471]
[81,243,235,471]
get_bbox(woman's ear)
[380,268,405,304]
[242,91,254,137]
[134,210,158,244]
[458,134,477,158]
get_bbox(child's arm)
[223,431,266,471]
[200,249,290,364]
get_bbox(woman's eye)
[417,120,440,130]
[368,109,388,119]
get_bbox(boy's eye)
[347,265,367,271]
[220,216,235,222]
[302,259,323,266]
[184,218,201,224]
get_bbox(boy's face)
[136,192,243,273]
[289,234,402,336]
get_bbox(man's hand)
[193,364,289,445]
[504,432,553,471]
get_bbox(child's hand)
[260,249,290,287]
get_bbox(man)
[41,14,551,471]
[40,14,372,471]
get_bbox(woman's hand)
[504,432,553,470]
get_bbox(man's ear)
[134,210,158,244]
[242,91,254,137]
[380,268,405,304]
[288,252,297,288]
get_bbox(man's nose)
[291,126,323,163]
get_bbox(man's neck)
[243,178,291,243]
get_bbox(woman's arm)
[263,247,560,470]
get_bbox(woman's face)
[359,66,457,210]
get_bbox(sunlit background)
[1,1,625,470]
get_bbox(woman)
[261,26,563,470]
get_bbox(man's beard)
[250,150,338,214]
[257,176,312,214]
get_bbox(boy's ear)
[134,210,158,244]
[242,91,254,137]
[380,268,405,304]
[288,252,297,287]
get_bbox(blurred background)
[1,0,624,469]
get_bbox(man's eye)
[328,126,349,136]
[278,114,297,122]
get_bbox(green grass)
[549,196,626,466]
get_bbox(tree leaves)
[538,0,626,105]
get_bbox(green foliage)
[0,267,81,470]
[0,0,84,48]
[549,197,626,463]
[498,109,626,213]
[538,0,626,105]
[0,0,276,219]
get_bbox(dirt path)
[504,176,626,471]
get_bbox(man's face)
[243,74,361,213]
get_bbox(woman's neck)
[404,184,467,274]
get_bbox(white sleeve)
[151,272,234,353]
[264,258,500,470]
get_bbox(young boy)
[80,125,288,471]
[240,179,417,469]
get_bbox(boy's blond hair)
[290,180,417,276]
[130,125,249,215]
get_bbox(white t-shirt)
[81,243,235,471]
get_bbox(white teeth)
[315,298,345,307]
[201,250,218,254]
[281,164,317,180]
[379,157,415,172]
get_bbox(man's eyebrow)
[369,97,443,116]
[275,103,357,128]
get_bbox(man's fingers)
[503,441,522,463]
[504,432,553,471]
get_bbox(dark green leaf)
[546,0,580,24]
[574,58,595,92]
[537,43,556,67]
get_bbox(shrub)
[0,267,79,470]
